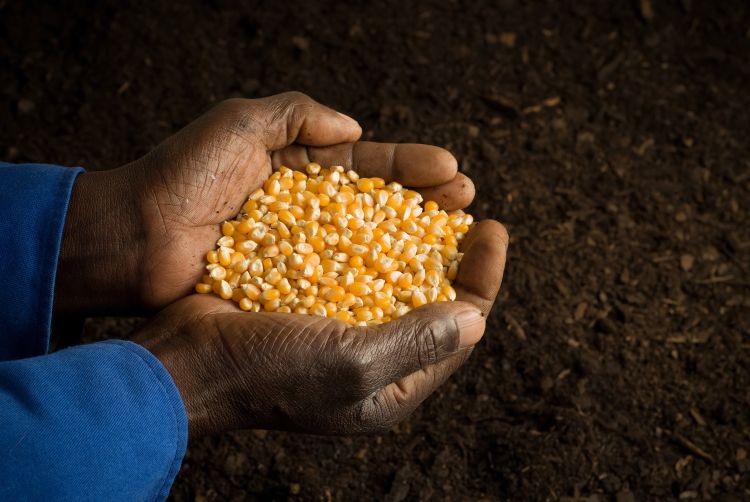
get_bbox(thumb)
[353,301,485,390]
[254,91,362,150]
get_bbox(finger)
[353,348,473,433]
[245,92,362,150]
[272,142,458,187]
[418,173,475,211]
[351,301,485,391]
[454,219,509,316]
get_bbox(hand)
[54,92,475,314]
[133,219,508,438]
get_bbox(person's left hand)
[54,92,475,314]
[131,218,507,438]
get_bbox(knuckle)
[415,317,444,367]
[278,90,311,105]
[218,97,245,110]
[356,397,397,435]
[216,98,259,135]
[276,91,315,119]
[336,332,378,400]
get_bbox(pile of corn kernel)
[195,163,473,325]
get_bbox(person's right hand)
[133,219,508,438]
[54,92,475,315]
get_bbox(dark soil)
[2,0,749,500]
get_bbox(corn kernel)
[412,290,427,308]
[195,283,212,294]
[209,266,227,281]
[349,282,371,296]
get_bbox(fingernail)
[455,309,485,348]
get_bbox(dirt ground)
[2,0,749,500]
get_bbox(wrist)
[134,321,218,440]
[54,167,146,315]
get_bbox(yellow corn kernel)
[397,272,413,289]
[447,261,459,280]
[304,253,321,268]
[422,233,439,245]
[288,253,304,270]
[278,241,294,256]
[373,291,390,309]
[442,285,457,301]
[279,177,294,190]
[335,310,352,323]
[413,269,426,287]
[218,246,232,267]
[214,280,232,300]
[309,236,325,253]
[425,269,441,287]
[295,243,314,255]
[339,293,357,308]
[262,245,280,258]
[263,299,281,311]
[347,218,364,230]
[195,283,212,294]
[209,266,227,281]
[354,308,374,322]
[231,288,245,303]
[325,302,338,316]
[237,239,257,255]
[219,221,233,236]
[230,251,245,267]
[265,179,280,196]
[311,303,328,317]
[278,278,292,295]
[278,209,296,226]
[411,290,427,308]
[356,178,374,192]
[242,284,261,301]
[349,282,371,296]
[324,285,346,303]
[385,270,402,284]
[265,269,282,285]
[260,288,280,302]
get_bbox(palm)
[129,95,476,309]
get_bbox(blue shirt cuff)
[0,339,188,501]
[0,162,84,361]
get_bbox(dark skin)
[54,92,509,438]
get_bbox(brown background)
[1,0,749,500]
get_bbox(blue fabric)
[0,163,188,500]
[0,162,84,360]
[0,340,188,501]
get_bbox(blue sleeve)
[0,162,84,360]
[0,163,189,500]
[0,340,188,501]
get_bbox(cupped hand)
[55,92,475,314]
[133,218,507,438]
